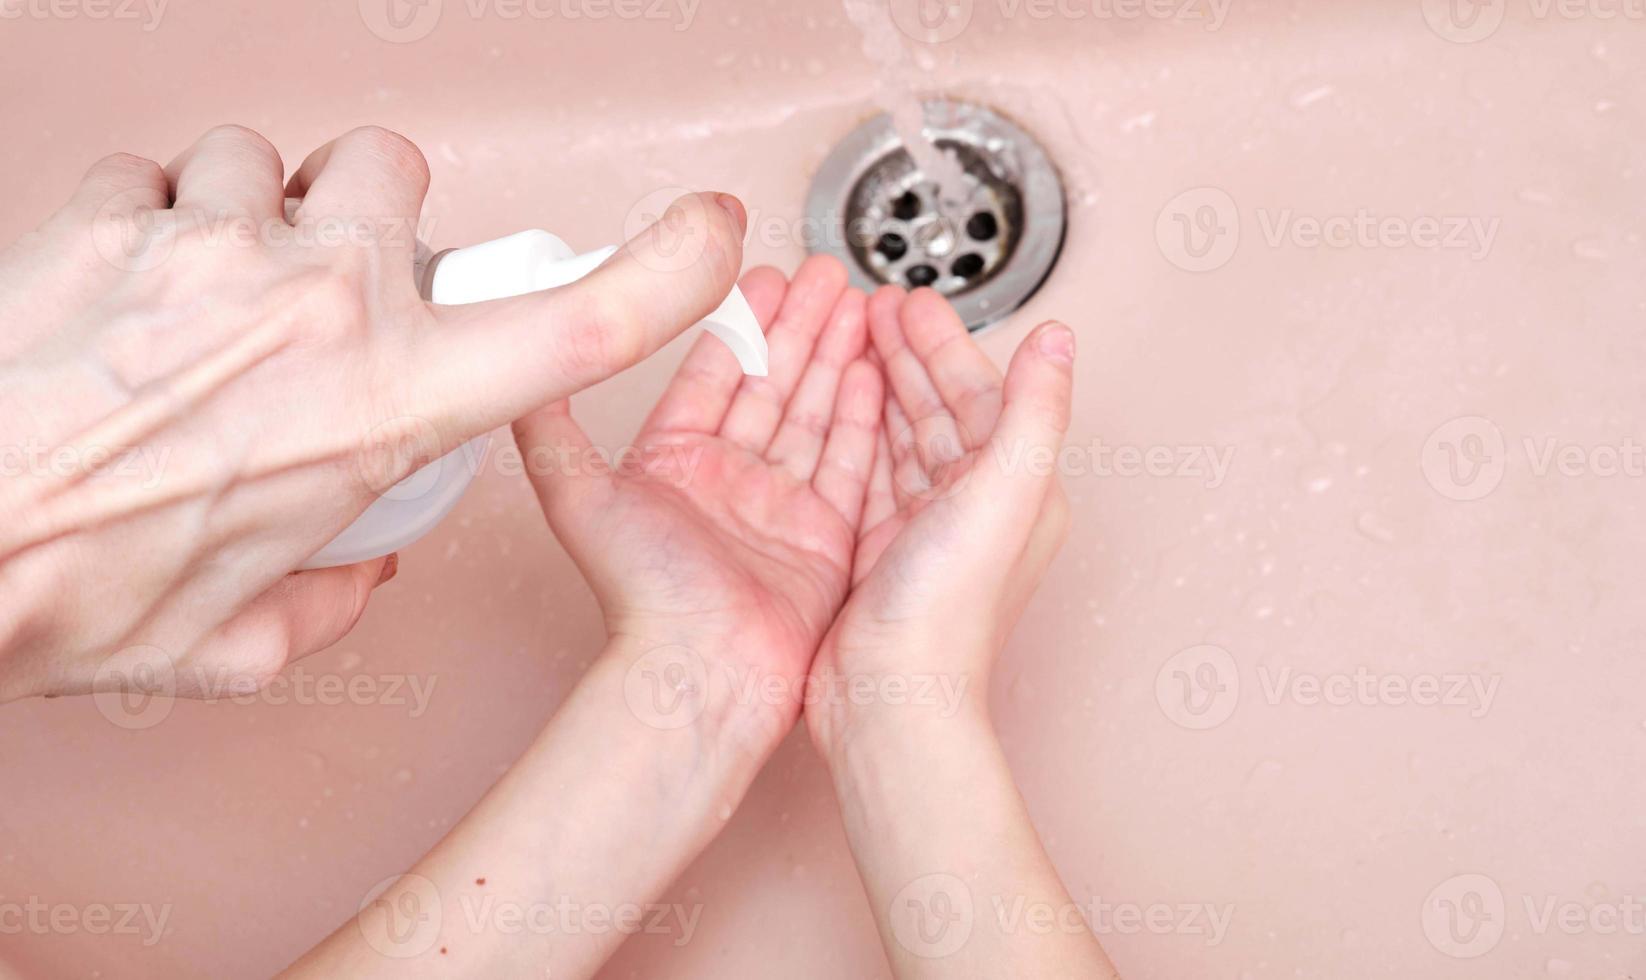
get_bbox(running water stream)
[840,0,972,208]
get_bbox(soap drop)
[393,768,414,784]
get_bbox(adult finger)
[286,125,429,236]
[410,191,747,447]
[164,124,285,222]
[176,555,396,696]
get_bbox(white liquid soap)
[300,229,768,570]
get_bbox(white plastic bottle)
[300,230,768,570]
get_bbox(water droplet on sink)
[1356,511,1395,543]
[1119,110,1157,132]
[1572,238,1609,261]
[1289,84,1335,110]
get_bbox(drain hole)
[876,232,909,262]
[807,99,1067,331]
[965,212,998,241]
[905,264,939,288]
[892,191,922,221]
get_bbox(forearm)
[284,635,775,979]
[825,709,1117,979]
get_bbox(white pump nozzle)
[300,229,769,570]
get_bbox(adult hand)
[0,124,745,702]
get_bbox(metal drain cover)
[804,99,1066,331]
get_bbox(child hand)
[512,255,884,752]
[806,285,1076,756]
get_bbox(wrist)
[804,657,992,777]
[818,698,1008,853]
[595,630,795,794]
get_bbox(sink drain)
[805,99,1066,331]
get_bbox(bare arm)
[824,710,1116,978]
[807,286,1118,978]
[289,257,886,977]
[283,635,771,977]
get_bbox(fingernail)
[713,193,748,236]
[1037,323,1075,364]
[375,552,399,586]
